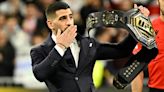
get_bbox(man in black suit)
[30,1,149,92]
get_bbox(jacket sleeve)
[30,46,63,82]
[95,35,137,60]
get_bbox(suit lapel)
[43,34,55,54]
[77,38,91,73]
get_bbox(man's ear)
[46,20,53,30]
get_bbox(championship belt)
[86,8,156,49]
[86,9,158,89]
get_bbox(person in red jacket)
[148,0,164,91]
[134,0,164,92]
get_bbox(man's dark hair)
[45,1,70,19]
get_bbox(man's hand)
[134,4,150,17]
[56,25,77,50]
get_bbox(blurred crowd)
[0,0,160,91]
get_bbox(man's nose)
[66,18,72,26]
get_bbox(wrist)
[56,43,67,50]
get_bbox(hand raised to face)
[55,25,77,50]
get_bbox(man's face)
[47,8,74,34]
[158,0,164,15]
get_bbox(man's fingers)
[69,25,77,36]
[64,25,74,33]
[138,6,149,16]
[134,4,150,17]
[134,4,138,8]
[134,4,144,12]
[138,6,144,11]
[72,25,77,33]
[73,33,77,38]
[61,25,77,42]
[66,25,77,34]
[56,29,62,37]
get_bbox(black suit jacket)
[30,34,136,92]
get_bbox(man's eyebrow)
[59,15,67,20]
[58,13,73,20]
